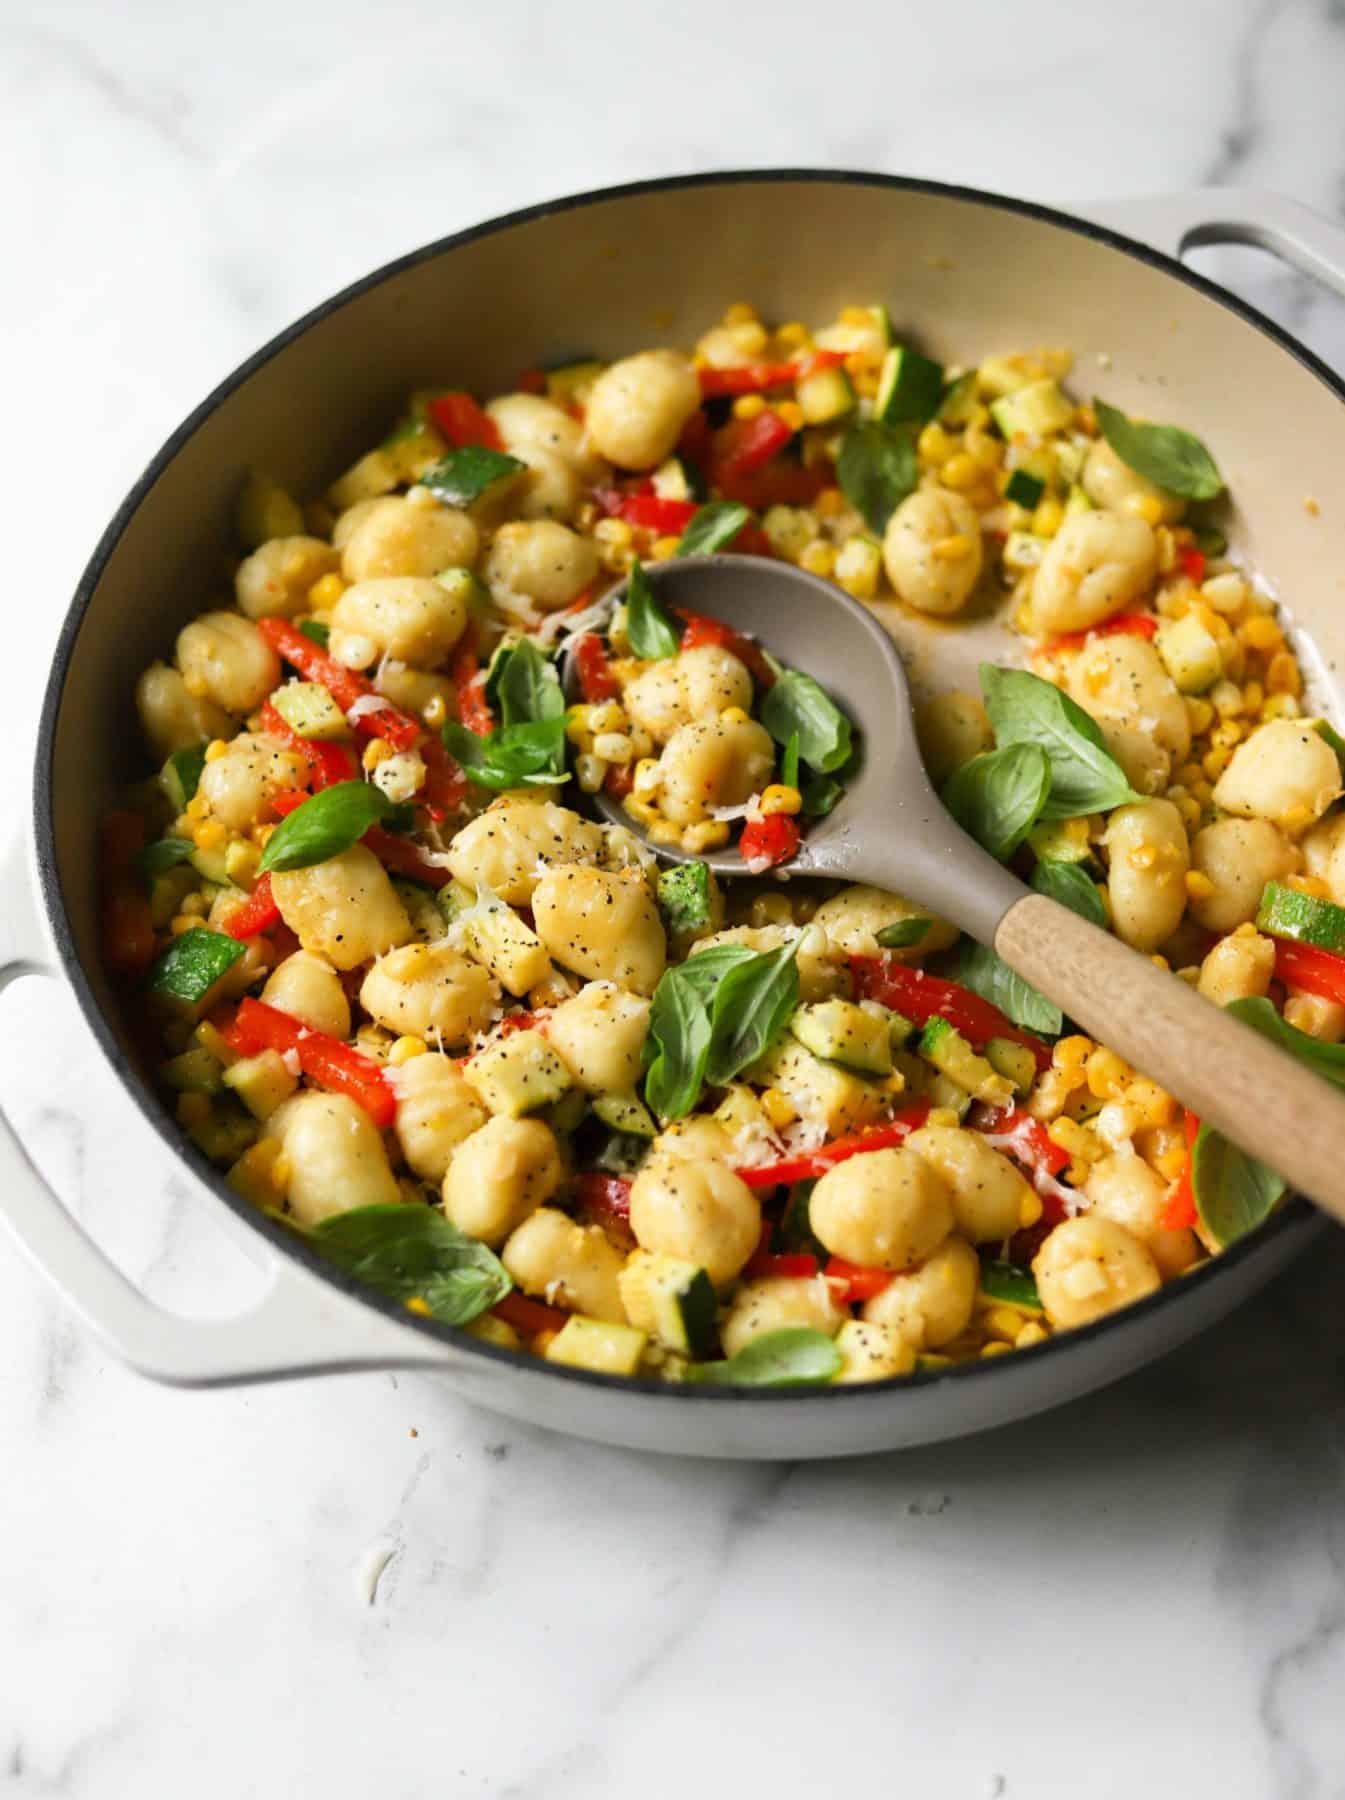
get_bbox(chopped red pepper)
[1179,546,1207,585]
[738,1105,932,1189]
[572,633,619,703]
[1160,1109,1202,1231]
[676,408,712,469]
[1273,938,1345,1008]
[716,458,827,512]
[751,1250,820,1280]
[573,1172,632,1225]
[223,873,280,940]
[426,391,503,451]
[676,610,776,687]
[613,493,699,536]
[603,763,635,801]
[258,619,420,752]
[696,349,846,398]
[419,737,468,821]
[449,640,494,737]
[1042,613,1160,656]
[849,956,1052,1072]
[259,700,359,790]
[363,824,453,889]
[975,1104,1071,1178]
[221,997,396,1128]
[712,410,794,481]
[270,790,309,819]
[493,1291,569,1337]
[823,1256,894,1302]
[740,812,801,872]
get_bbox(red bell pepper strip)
[749,1249,820,1280]
[712,410,794,481]
[676,408,712,469]
[715,458,828,512]
[222,997,396,1128]
[737,1105,932,1189]
[258,619,421,752]
[1273,938,1345,1008]
[270,790,309,819]
[572,633,619,703]
[849,956,1052,1072]
[1042,613,1159,657]
[974,1104,1071,1178]
[740,812,801,872]
[1179,546,1207,585]
[259,700,359,790]
[223,872,281,940]
[696,349,846,398]
[1160,1109,1202,1231]
[426,391,503,451]
[419,738,468,821]
[363,824,453,889]
[614,493,699,536]
[823,1256,894,1302]
[100,811,156,975]
[573,1173,632,1226]
[676,609,776,687]
[449,640,494,737]
[493,1291,569,1337]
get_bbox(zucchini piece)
[437,879,478,924]
[651,456,708,503]
[592,1130,652,1175]
[1027,817,1092,865]
[937,371,978,425]
[464,1029,572,1117]
[1256,880,1345,952]
[976,354,1039,399]
[925,1072,972,1120]
[544,1315,648,1375]
[468,907,550,997]
[760,1040,886,1138]
[186,1097,258,1164]
[984,1037,1038,1096]
[814,304,894,357]
[270,681,350,741]
[147,863,197,929]
[420,447,527,513]
[875,346,944,426]
[543,1088,589,1135]
[919,1017,1015,1106]
[796,365,855,425]
[159,1047,224,1095]
[978,1260,1043,1313]
[148,927,245,1008]
[382,417,448,483]
[1156,611,1223,694]
[592,1092,657,1137]
[1004,468,1046,510]
[990,379,1074,441]
[545,359,605,408]
[160,744,208,812]
[222,1048,299,1121]
[886,1010,918,1049]
[188,843,232,886]
[834,1319,916,1382]
[618,1250,718,1357]
[790,1000,893,1077]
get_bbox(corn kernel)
[721,707,753,727]
[941,453,978,491]
[1184,697,1215,736]
[169,913,197,936]
[192,819,227,851]
[1016,1322,1048,1349]
[1287,874,1331,900]
[594,517,634,549]
[179,892,208,918]
[1282,803,1315,835]
[1085,1046,1130,1101]
[363,738,393,771]
[575,753,605,794]
[651,535,681,562]
[917,423,952,466]
[732,393,768,421]
[966,428,1002,472]
[176,1092,212,1128]
[723,302,758,326]
[1031,497,1064,538]
[1185,870,1216,900]
[1266,650,1302,697]
[1124,1078,1177,1129]
[632,758,662,799]
[1202,746,1232,780]
[931,534,973,561]
[648,819,682,847]
[682,819,731,853]
[201,739,229,766]
[1053,1035,1092,1078]
[423,693,448,730]
[1124,493,1164,526]
[799,541,835,577]
[1262,693,1301,720]
[748,893,795,928]
[775,321,808,350]
[1242,612,1282,651]
[776,400,805,433]
[405,1296,432,1318]
[814,486,846,520]
[388,1035,428,1065]
[182,671,210,700]
[185,794,210,823]
[1210,719,1246,752]
[760,1087,798,1130]
[1047,1117,1094,1161]
[760,784,802,816]
[308,573,346,611]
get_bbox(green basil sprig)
[941,743,1051,863]
[875,917,933,949]
[148,927,246,1004]
[980,665,1140,819]
[957,940,1061,1037]
[1190,1126,1285,1249]
[492,635,564,727]
[625,556,681,659]
[761,671,854,775]
[307,1204,511,1325]
[1030,858,1106,927]
[645,941,799,1120]
[690,1327,843,1387]
[258,780,399,875]
[162,744,208,808]
[836,420,917,534]
[419,446,526,508]
[1226,995,1345,1090]
[442,718,568,791]
[677,501,752,556]
[138,837,195,887]
[1093,398,1223,501]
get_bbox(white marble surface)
[4,2,1345,1793]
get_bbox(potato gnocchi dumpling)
[105,297,1327,1387]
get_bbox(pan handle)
[0,837,459,1385]
[1082,188,1345,302]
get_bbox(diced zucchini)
[193,1018,239,1068]
[593,1130,651,1175]
[592,1091,658,1137]
[990,379,1074,441]
[1002,531,1045,573]
[778,1182,826,1260]
[159,1047,224,1094]
[1054,437,1089,485]
[651,456,707,503]
[468,907,551,997]
[1256,880,1345,951]
[814,305,893,357]
[1194,525,1228,558]
[222,1049,299,1121]
[834,1319,917,1382]
[886,1010,918,1048]
[188,843,232,886]
[657,861,718,940]
[435,567,492,618]
[545,359,605,408]
[790,1000,893,1077]
[148,863,197,929]
[796,365,856,425]
[543,1088,588,1135]
[464,1029,572,1117]
[1156,611,1223,694]
[978,1260,1043,1313]
[1004,468,1046,510]
[545,1314,648,1375]
[875,346,944,426]
[937,371,978,425]
[382,417,448,483]
[984,1037,1038,1096]
[925,1072,972,1119]
[618,1250,718,1357]
[919,1017,1014,1106]
[186,1098,258,1163]
[224,840,261,888]
[226,1138,286,1210]
[437,879,478,924]
[160,745,208,813]
[327,446,401,511]
[756,1041,886,1138]
[391,881,451,941]
[270,681,350,741]
[236,471,303,549]
[1027,817,1092,864]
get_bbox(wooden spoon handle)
[995,893,1345,1226]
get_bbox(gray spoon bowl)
[569,553,1345,1226]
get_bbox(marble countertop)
[4,2,1345,1793]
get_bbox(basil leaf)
[760,671,853,775]
[876,917,933,949]
[941,743,1051,862]
[957,940,1061,1036]
[310,1204,511,1325]
[1030,858,1106,927]
[704,939,800,1086]
[298,619,330,648]
[692,1327,842,1388]
[836,420,918,534]
[1191,1125,1285,1249]
[980,664,1140,819]
[801,773,844,818]
[1314,718,1345,779]
[148,927,246,1003]
[1093,398,1223,501]
[780,732,800,790]
[257,780,394,875]
[625,556,680,659]
[138,837,195,887]
[677,500,752,557]
[163,744,207,808]
[1225,995,1345,1090]
[420,446,526,508]
[643,945,758,1120]
[493,636,563,727]
[442,717,568,791]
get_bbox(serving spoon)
[572,553,1345,1225]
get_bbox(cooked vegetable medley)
[102,300,1345,1387]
